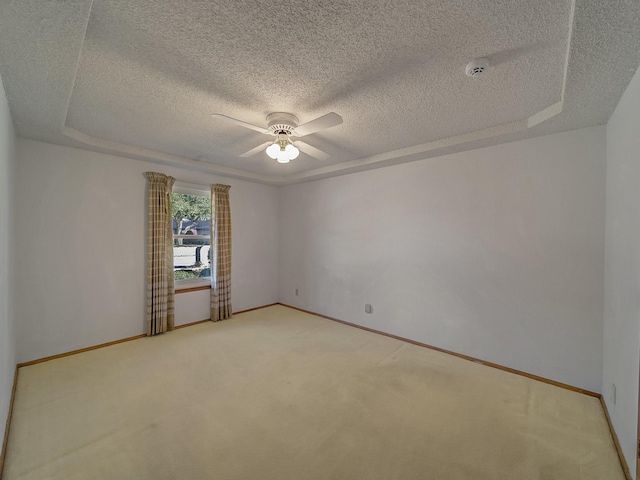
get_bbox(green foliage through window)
[171,191,212,282]
[174,270,202,281]
[171,193,210,234]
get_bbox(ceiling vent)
[465,58,490,77]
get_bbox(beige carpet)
[3,305,625,479]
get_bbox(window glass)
[171,191,211,283]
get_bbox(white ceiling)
[0,0,639,185]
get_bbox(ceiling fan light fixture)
[285,143,299,160]
[266,143,280,159]
[276,150,290,163]
[265,134,299,163]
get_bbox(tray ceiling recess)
[1,0,639,185]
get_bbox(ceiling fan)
[211,112,342,163]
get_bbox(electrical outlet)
[611,383,616,405]
[365,304,373,314]
[295,289,298,296]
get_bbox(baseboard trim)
[3,302,278,477]
[4,303,631,478]
[280,304,640,475]
[174,319,211,329]
[280,304,639,475]
[599,396,632,480]
[17,334,147,368]
[234,303,279,316]
[18,303,280,367]
[174,303,280,330]
[279,303,600,398]
[0,366,19,480]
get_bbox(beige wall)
[14,139,280,363]
[7,104,637,471]
[279,126,607,393]
[0,74,17,450]
[603,61,640,478]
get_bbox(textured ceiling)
[0,0,639,185]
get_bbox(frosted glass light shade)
[277,150,290,163]
[266,143,279,159]
[266,139,298,163]
[286,144,300,160]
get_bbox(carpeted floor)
[3,305,625,479]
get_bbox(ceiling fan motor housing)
[266,112,299,135]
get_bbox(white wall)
[0,75,16,453]
[603,62,640,478]
[14,139,279,363]
[280,126,607,393]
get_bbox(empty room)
[0,1,639,479]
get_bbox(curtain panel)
[145,172,176,335]
[211,184,232,321]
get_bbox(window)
[171,184,211,287]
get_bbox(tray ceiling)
[1,0,639,185]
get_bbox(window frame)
[172,182,212,292]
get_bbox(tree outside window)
[171,192,211,282]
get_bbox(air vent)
[465,58,490,77]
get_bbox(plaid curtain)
[145,172,175,335]
[211,184,232,321]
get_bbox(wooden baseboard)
[234,303,279,315]
[17,334,147,368]
[280,303,639,475]
[280,303,637,476]
[3,302,278,477]
[11,300,608,397]
[279,303,600,398]
[4,302,632,479]
[19,303,280,366]
[174,319,211,329]
[599,396,632,480]
[174,303,280,330]
[0,366,18,480]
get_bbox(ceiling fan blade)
[211,114,270,134]
[239,141,273,157]
[293,112,343,137]
[296,141,330,161]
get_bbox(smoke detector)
[465,58,490,77]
